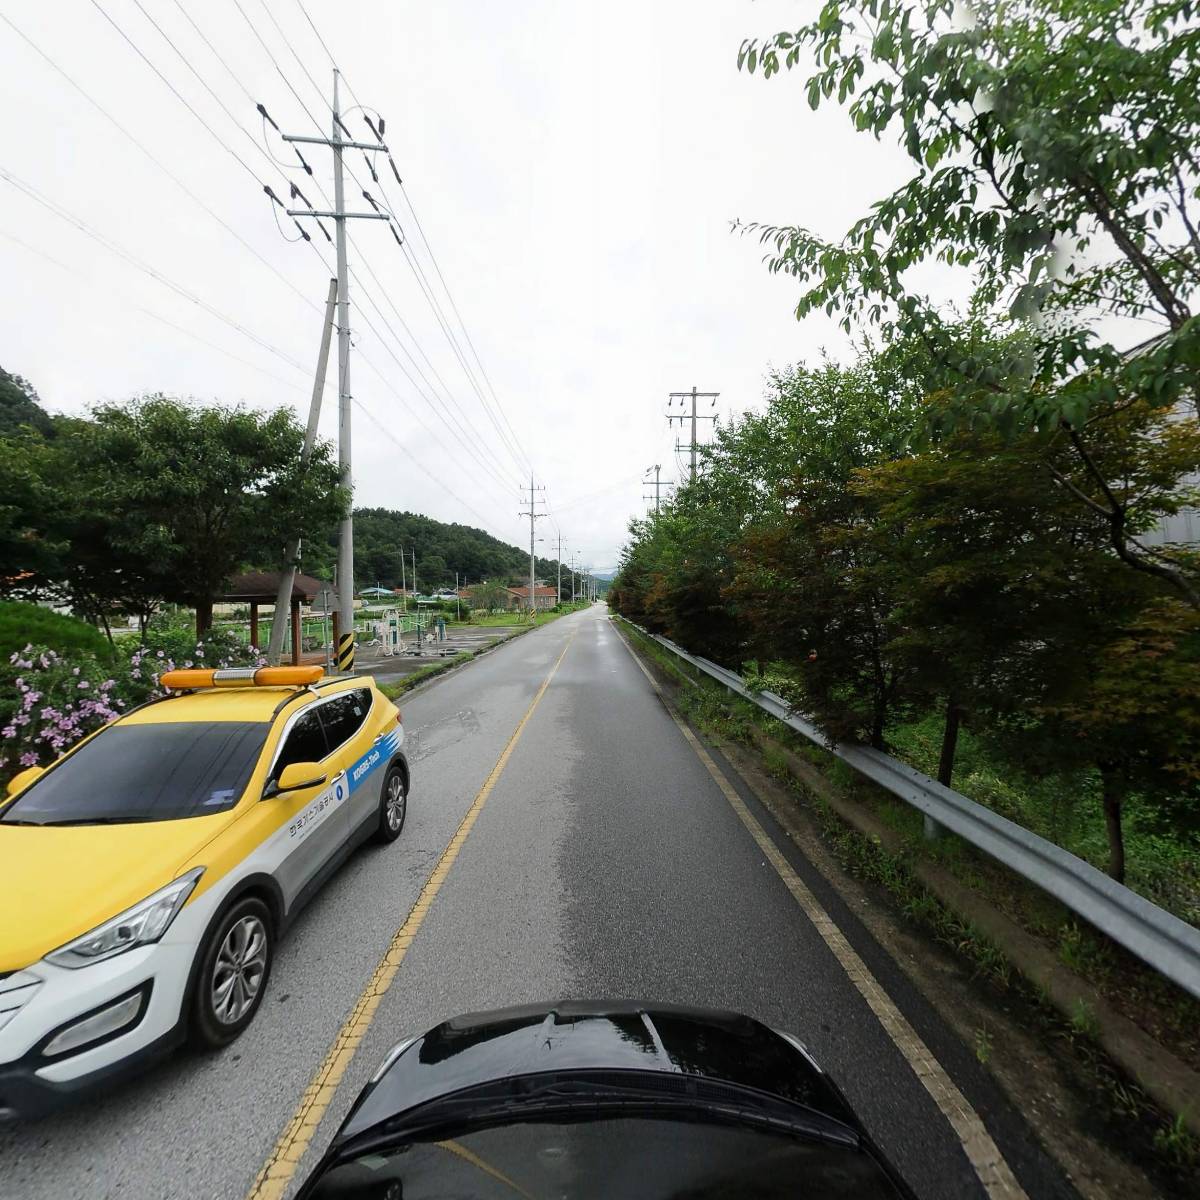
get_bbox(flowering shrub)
[0,647,126,778]
[0,633,267,787]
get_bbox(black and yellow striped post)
[336,631,355,673]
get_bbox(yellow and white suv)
[0,666,408,1118]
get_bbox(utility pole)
[285,70,390,674]
[556,530,564,605]
[643,463,671,514]
[666,387,720,484]
[400,548,406,613]
[518,475,546,617]
[267,276,337,665]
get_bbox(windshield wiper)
[20,816,139,826]
[339,1075,860,1162]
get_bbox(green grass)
[464,604,588,629]
[886,714,1200,927]
[377,651,475,698]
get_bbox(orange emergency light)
[158,666,325,690]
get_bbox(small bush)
[0,600,109,662]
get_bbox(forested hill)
[351,507,563,591]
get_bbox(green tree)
[63,396,346,636]
[470,579,511,613]
[0,367,53,437]
[853,416,1142,786]
[740,0,1200,601]
[0,433,66,597]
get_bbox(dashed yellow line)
[614,624,1028,1200]
[246,630,578,1200]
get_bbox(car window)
[0,722,269,825]
[318,689,373,753]
[270,708,330,781]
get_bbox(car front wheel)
[375,762,408,844]
[190,896,273,1049]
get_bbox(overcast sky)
[0,0,918,575]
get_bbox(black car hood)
[338,1000,858,1143]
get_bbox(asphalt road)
[0,605,1074,1199]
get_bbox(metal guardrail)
[619,619,1200,1000]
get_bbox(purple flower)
[19,751,38,767]
[1,725,15,739]
[156,650,165,658]
[77,680,90,690]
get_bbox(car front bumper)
[0,894,219,1120]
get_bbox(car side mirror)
[264,762,326,798]
[7,765,44,797]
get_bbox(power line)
[277,0,534,477]
[398,180,532,472]
[170,0,255,104]
[0,10,320,319]
[87,0,529,527]
[89,0,337,285]
[0,229,312,396]
[0,166,313,377]
[293,0,338,69]
[255,0,334,120]
[88,0,262,187]
[219,3,524,494]
[231,0,331,140]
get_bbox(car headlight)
[46,868,205,969]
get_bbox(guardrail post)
[923,814,943,841]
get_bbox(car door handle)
[330,770,348,805]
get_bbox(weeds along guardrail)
[617,618,1200,1001]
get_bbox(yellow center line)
[613,622,1028,1200]
[246,628,579,1200]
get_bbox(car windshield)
[307,1117,899,1199]
[0,721,269,825]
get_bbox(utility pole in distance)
[519,475,546,617]
[667,387,719,484]
[556,530,565,605]
[285,69,390,674]
[643,463,672,514]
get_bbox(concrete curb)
[366,613,568,701]
[614,617,1200,1138]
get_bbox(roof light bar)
[158,666,325,691]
